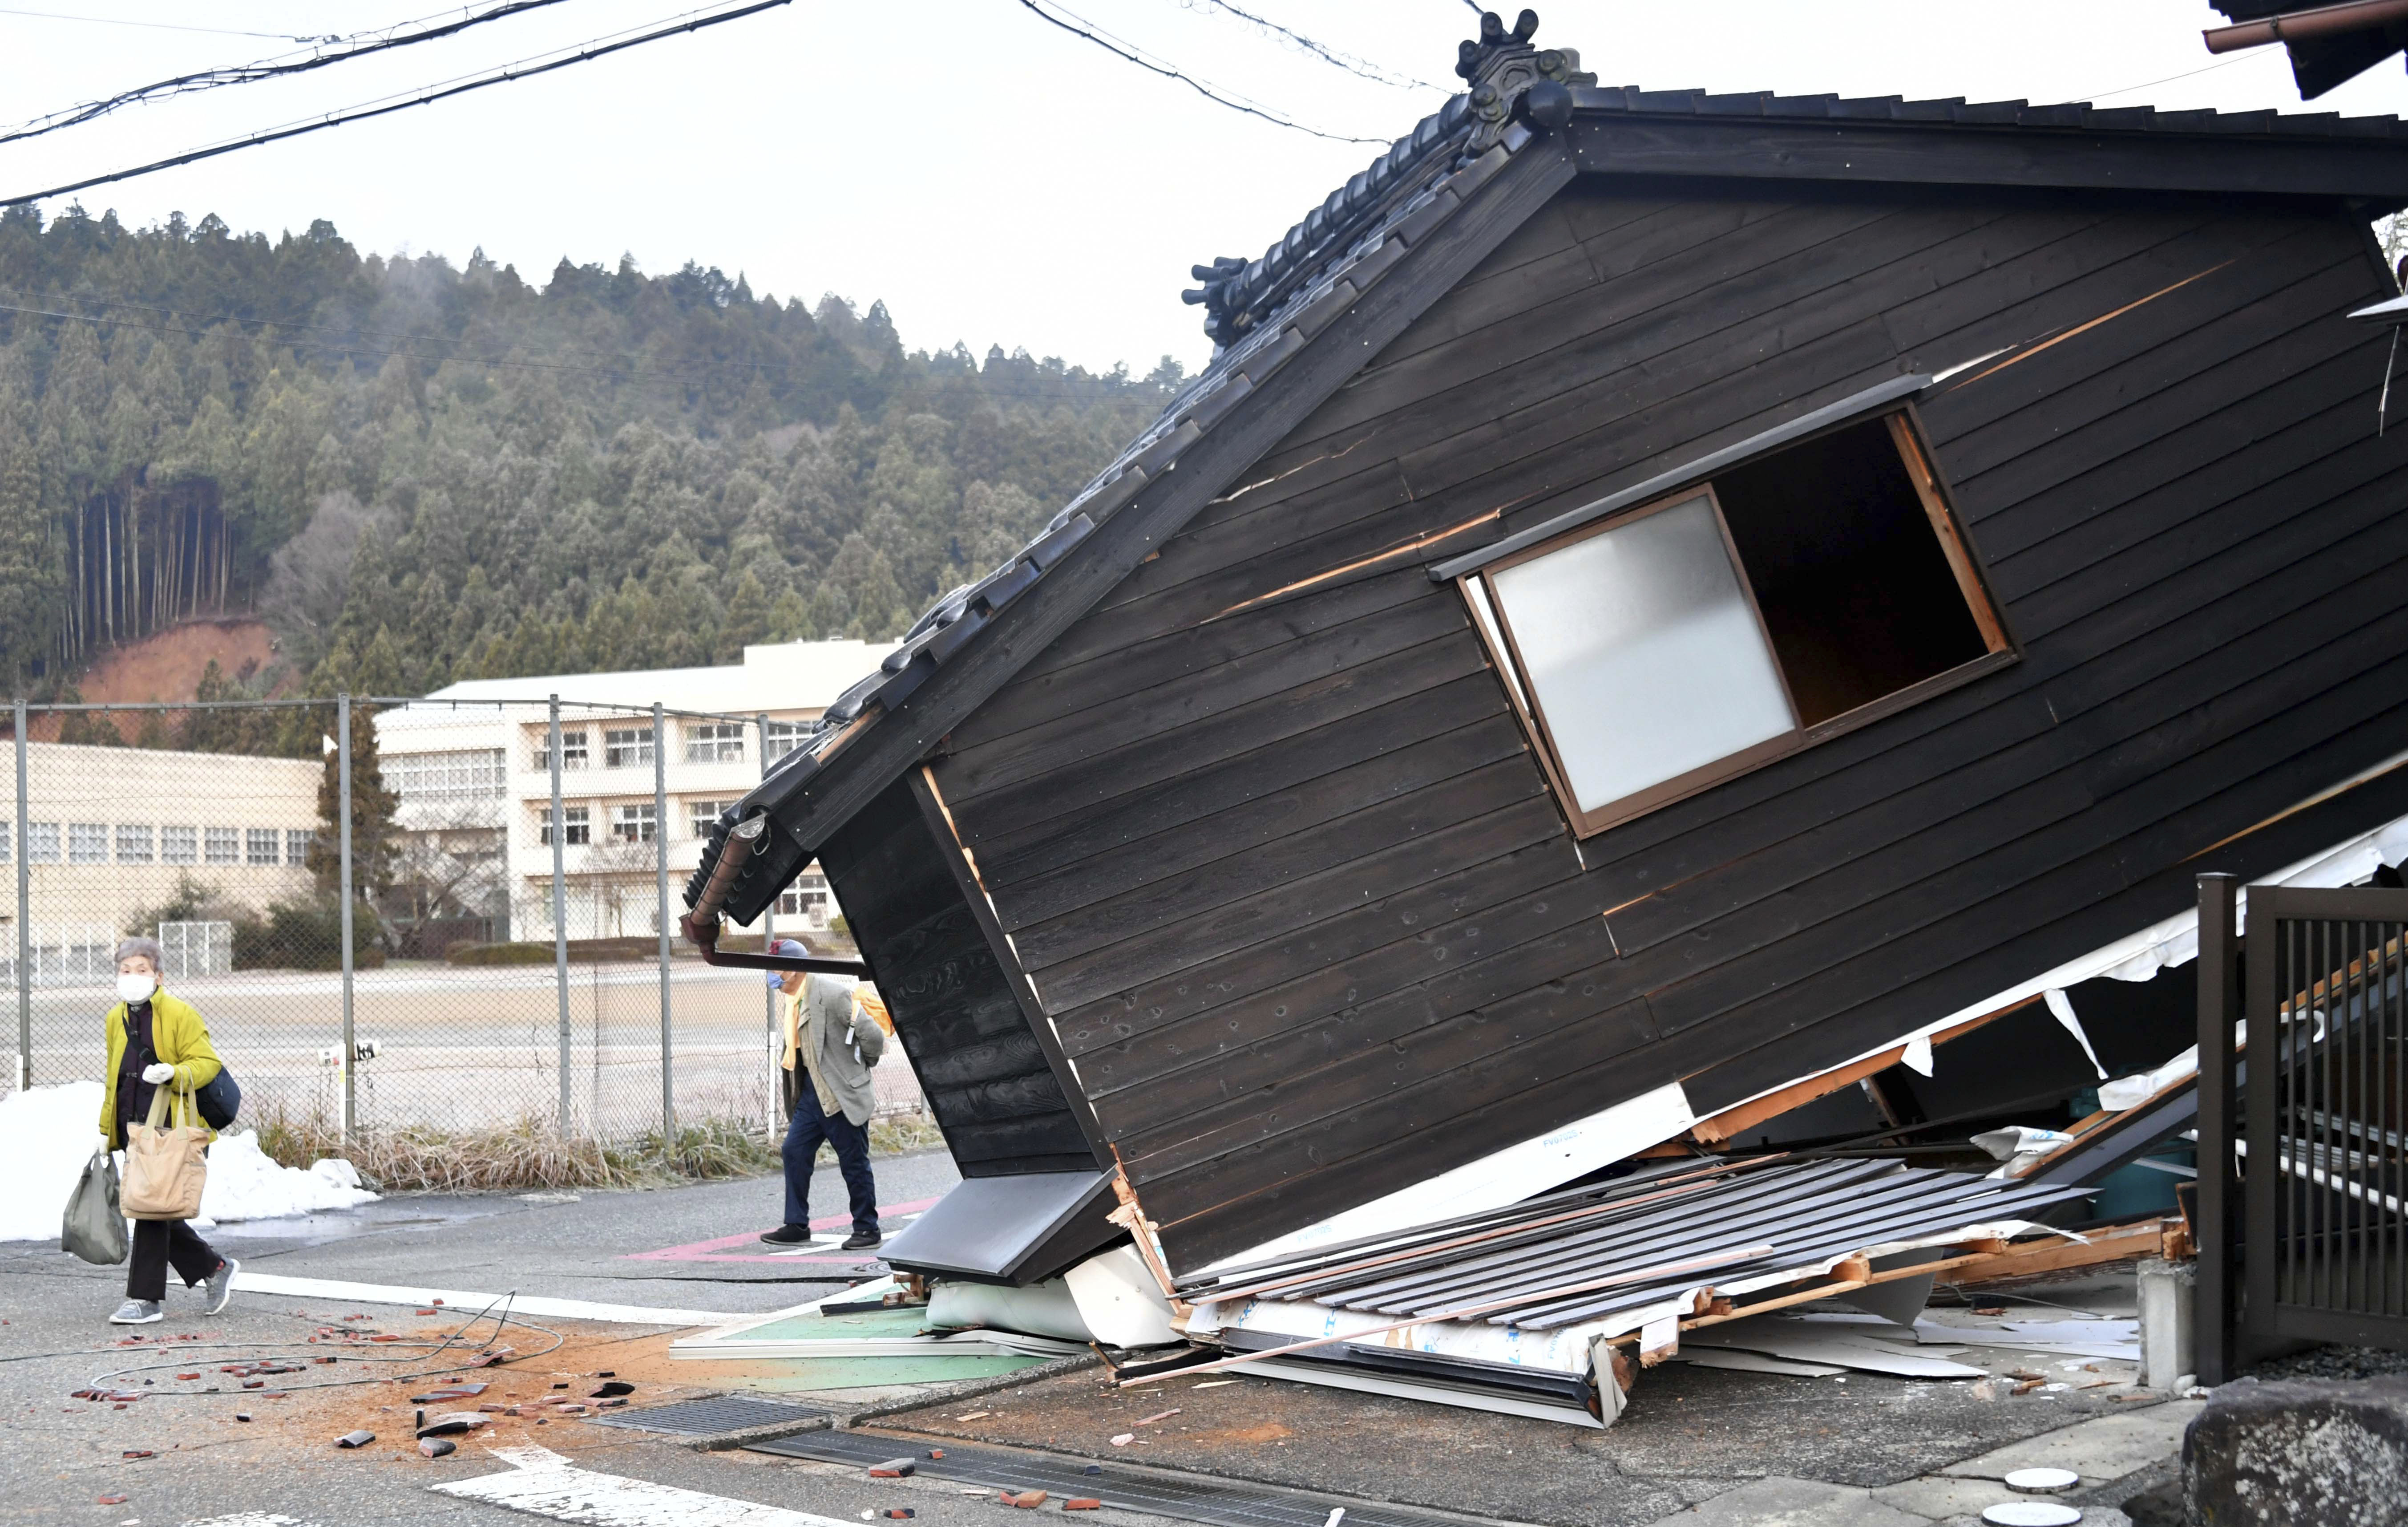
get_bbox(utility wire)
[1012,0,1385,143]
[1188,0,1447,92]
[0,5,345,41]
[1,0,575,150]
[0,0,794,210]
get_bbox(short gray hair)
[114,936,164,970]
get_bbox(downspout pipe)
[680,814,866,975]
[2205,0,2408,53]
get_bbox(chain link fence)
[3,693,923,1164]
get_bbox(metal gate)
[2197,877,2408,1381]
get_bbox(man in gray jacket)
[759,942,889,1248]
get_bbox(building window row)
[529,723,754,773]
[384,747,507,802]
[0,821,309,867]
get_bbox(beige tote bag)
[122,1083,208,1221]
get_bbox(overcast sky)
[1,1,2402,377]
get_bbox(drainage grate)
[590,1395,831,1437]
[751,1430,1482,1527]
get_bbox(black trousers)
[127,1218,218,1302]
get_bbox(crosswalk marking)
[432,1444,865,1527]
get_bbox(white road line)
[230,1272,742,1327]
[434,1444,863,1527]
[178,1515,320,1527]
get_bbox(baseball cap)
[765,937,807,987]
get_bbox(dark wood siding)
[818,778,1093,1175]
[930,176,2408,1270]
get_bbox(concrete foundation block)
[2137,1257,2195,1391]
[2183,1374,2408,1525]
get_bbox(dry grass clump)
[251,1106,942,1193]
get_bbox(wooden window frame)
[1459,404,2015,839]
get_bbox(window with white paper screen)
[1488,492,1793,814]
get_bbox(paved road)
[4,1154,978,1527]
[13,961,925,1136]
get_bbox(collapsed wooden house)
[685,12,2408,1294]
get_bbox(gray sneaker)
[109,1299,162,1325]
[204,1256,238,1315]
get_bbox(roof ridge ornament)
[1459,9,1592,150]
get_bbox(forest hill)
[0,203,1181,697]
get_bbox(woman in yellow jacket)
[99,937,237,1325]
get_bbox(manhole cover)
[588,1395,829,1437]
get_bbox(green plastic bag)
[61,1149,128,1265]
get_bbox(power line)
[1188,0,1447,93]
[2073,48,2272,105]
[1012,0,1385,144]
[0,0,796,211]
[0,5,344,41]
[1,1,575,150]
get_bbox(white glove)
[141,1062,175,1085]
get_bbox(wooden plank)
[1938,1221,2166,1284]
[818,776,1089,1175]
[1073,874,1606,1100]
[1888,413,2010,654]
[1026,794,1571,1010]
[993,714,1529,932]
[1918,216,2341,445]
[1293,196,1937,463]
[943,594,1470,804]
[1121,957,1655,1183]
[1381,203,2171,524]
[954,558,1425,756]
[1687,999,2033,1145]
[913,766,1111,1165]
[973,671,1508,884]
[1092,908,1619,1134]
[1565,115,2408,199]
[1991,353,2405,638]
[1052,835,1581,1057]
[1009,753,1548,971]
[947,629,1493,848]
[1942,277,2388,543]
[1978,353,2386,602]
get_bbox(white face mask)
[116,972,157,1005]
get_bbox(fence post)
[758,711,774,1138]
[2194,872,2239,1385]
[549,696,571,1134]
[338,693,357,1140]
[655,701,672,1148]
[14,696,27,1091]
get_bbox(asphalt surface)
[2,1151,968,1527]
[3,1169,2190,1527]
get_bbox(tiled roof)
[1570,84,2408,138]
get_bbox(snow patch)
[0,1082,108,1241]
[0,1081,376,1242]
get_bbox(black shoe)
[759,1224,813,1245]
[841,1229,882,1251]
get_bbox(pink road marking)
[624,1197,939,1263]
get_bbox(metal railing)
[2196,875,2408,1380]
[3,692,920,1150]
